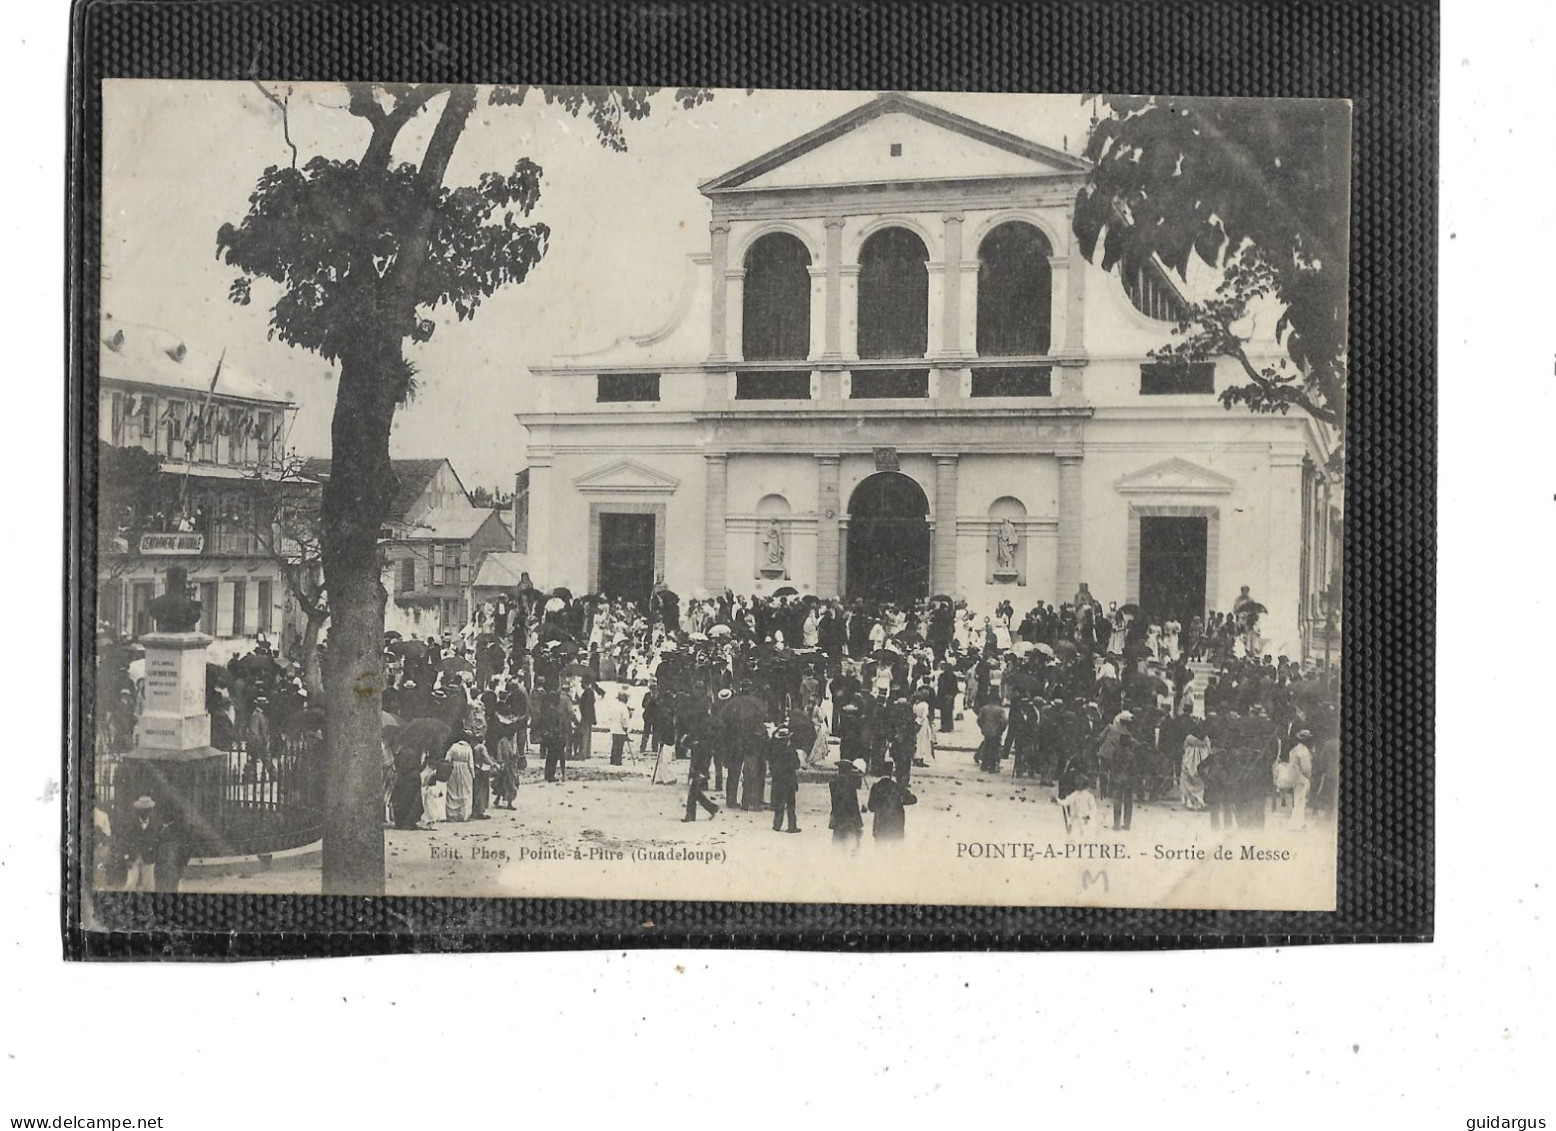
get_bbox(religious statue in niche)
[994,518,1020,578]
[760,521,787,575]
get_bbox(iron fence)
[96,730,325,858]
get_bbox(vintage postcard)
[86,82,1345,913]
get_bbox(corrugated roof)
[401,507,506,541]
[98,319,293,405]
[472,550,529,589]
[302,457,451,520]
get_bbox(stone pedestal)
[136,632,213,751]
[122,631,227,861]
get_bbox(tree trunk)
[318,340,400,896]
[301,608,327,701]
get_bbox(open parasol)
[545,597,566,613]
[441,654,474,675]
[538,623,574,645]
[550,587,574,601]
[391,716,453,756]
[707,624,733,639]
[1118,603,1142,617]
[771,586,798,598]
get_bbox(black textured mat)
[64,0,1436,957]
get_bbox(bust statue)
[146,566,203,633]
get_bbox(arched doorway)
[847,472,931,603]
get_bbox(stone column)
[704,453,729,592]
[807,264,827,361]
[1065,247,1087,353]
[725,268,746,364]
[709,221,730,362]
[815,455,841,598]
[823,217,845,364]
[932,454,960,594]
[840,266,861,362]
[1056,452,1084,600]
[1048,255,1069,353]
[926,263,946,357]
[1265,448,1307,656]
[958,260,980,355]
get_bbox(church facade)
[517,94,1338,659]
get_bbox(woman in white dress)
[913,699,935,765]
[419,753,446,828]
[1180,733,1209,810]
[802,609,820,648]
[807,702,833,768]
[1162,619,1181,661]
[444,741,475,822]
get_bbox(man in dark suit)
[934,657,960,736]
[768,726,801,833]
[682,707,720,823]
[722,682,766,809]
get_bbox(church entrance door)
[846,472,930,603]
[598,512,656,610]
[1138,516,1208,626]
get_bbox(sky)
[101,84,1097,490]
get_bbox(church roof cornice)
[698,92,1089,196]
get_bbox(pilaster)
[822,217,845,365]
[1056,451,1084,600]
[709,221,730,362]
[815,455,842,598]
[932,454,960,594]
[704,453,729,591]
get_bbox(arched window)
[976,222,1053,356]
[742,233,812,361]
[857,227,929,359]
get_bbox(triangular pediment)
[1116,458,1236,496]
[573,458,681,495]
[700,93,1089,194]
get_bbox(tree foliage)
[218,147,548,381]
[1074,95,1350,432]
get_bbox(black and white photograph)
[84,82,1346,912]
[24,0,1556,1127]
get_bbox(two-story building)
[304,457,513,639]
[96,319,310,661]
[516,93,1339,659]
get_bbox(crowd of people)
[92,574,1339,884]
[372,578,1340,845]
